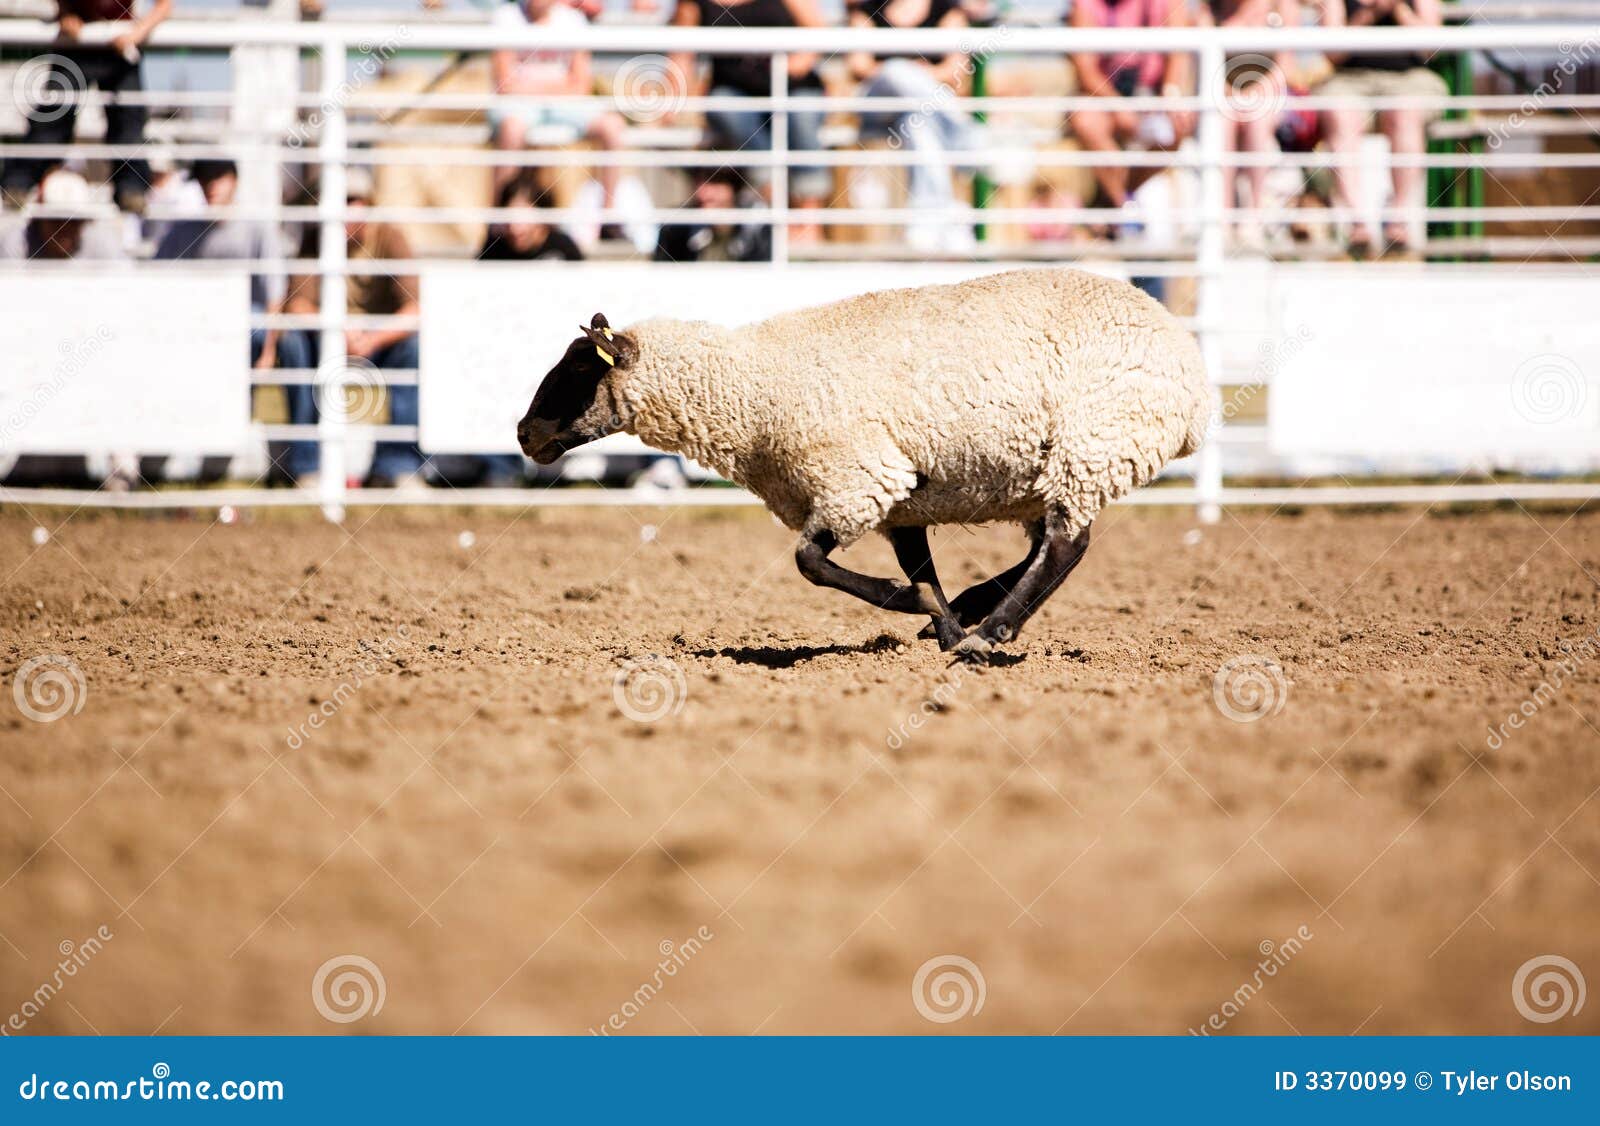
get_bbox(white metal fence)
[1,17,1598,521]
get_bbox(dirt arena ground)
[1,501,1597,1035]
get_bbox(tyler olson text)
[1442,1071,1572,1095]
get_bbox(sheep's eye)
[529,338,608,428]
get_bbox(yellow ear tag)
[595,345,616,366]
[601,327,614,341]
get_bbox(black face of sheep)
[517,313,637,464]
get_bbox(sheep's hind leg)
[888,527,964,652]
[939,519,1047,628]
[954,516,1091,664]
[795,529,945,622]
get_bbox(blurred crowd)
[1,0,1459,488]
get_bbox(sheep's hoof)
[919,616,966,652]
[951,634,995,665]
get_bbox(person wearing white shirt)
[490,0,629,239]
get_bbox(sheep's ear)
[590,312,610,332]
[580,322,637,369]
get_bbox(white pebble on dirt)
[31,526,49,546]
[458,531,477,550]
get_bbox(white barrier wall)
[0,270,251,456]
[416,262,1129,454]
[1268,273,1600,466]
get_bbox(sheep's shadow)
[694,635,1030,669]
[693,634,908,669]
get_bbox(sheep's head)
[517,312,639,464]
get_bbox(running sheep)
[516,268,1210,662]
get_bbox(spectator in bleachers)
[0,168,126,260]
[478,172,585,260]
[845,0,976,252]
[1065,0,1196,212]
[491,0,630,241]
[278,169,427,491]
[667,0,831,244]
[1315,0,1447,256]
[1,0,173,214]
[154,160,307,378]
[654,166,771,262]
[1201,0,1298,246]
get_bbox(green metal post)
[971,51,993,243]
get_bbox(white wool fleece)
[606,268,1210,547]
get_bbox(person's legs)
[1319,73,1377,250]
[584,110,626,210]
[102,53,151,209]
[479,454,526,486]
[367,335,426,484]
[276,330,320,482]
[1,54,80,204]
[1239,111,1275,221]
[704,89,769,196]
[785,91,829,241]
[1378,105,1427,243]
[1068,106,1130,207]
[493,111,529,193]
[864,61,961,213]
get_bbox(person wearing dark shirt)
[1315,0,1447,256]
[666,0,830,243]
[1,0,173,213]
[654,167,772,262]
[477,174,586,261]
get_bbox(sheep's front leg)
[795,529,945,620]
[954,518,1092,663]
[888,527,964,652]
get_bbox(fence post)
[1193,39,1226,526]
[316,33,348,524]
[770,50,789,267]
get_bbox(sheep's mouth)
[528,434,572,464]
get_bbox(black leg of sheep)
[921,518,1047,635]
[888,527,966,653]
[794,529,951,625]
[795,517,1092,663]
[950,516,1092,664]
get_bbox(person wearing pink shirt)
[1066,0,1196,210]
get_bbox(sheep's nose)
[517,416,555,457]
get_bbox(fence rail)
[3,18,1599,520]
